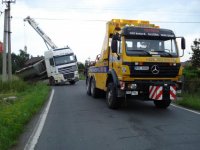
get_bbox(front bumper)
[54,71,79,84]
[117,80,179,101]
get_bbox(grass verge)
[0,81,50,150]
[176,93,200,111]
[79,72,86,80]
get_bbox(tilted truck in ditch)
[86,19,185,109]
[16,16,79,85]
[44,47,79,85]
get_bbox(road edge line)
[24,89,55,150]
[171,104,200,115]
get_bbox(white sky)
[0,0,200,63]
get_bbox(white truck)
[44,47,79,85]
[24,16,79,85]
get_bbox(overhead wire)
[14,17,200,24]
[24,6,200,14]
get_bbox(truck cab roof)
[121,26,175,40]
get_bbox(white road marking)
[171,104,200,115]
[24,89,55,150]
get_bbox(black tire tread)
[106,82,121,109]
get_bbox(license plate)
[126,91,131,94]
[131,91,138,95]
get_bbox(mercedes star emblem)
[151,65,159,74]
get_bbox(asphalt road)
[34,80,200,150]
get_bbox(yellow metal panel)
[109,19,158,30]
[95,73,107,90]
[122,76,179,82]
[123,56,180,63]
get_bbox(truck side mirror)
[181,37,186,50]
[111,39,118,53]
[75,55,77,61]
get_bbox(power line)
[23,6,200,15]
[14,17,200,24]
[152,21,200,24]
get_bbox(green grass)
[79,72,86,80]
[0,80,50,150]
[176,93,200,111]
[0,80,28,93]
[180,65,200,110]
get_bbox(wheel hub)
[108,90,112,105]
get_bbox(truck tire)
[91,78,99,98]
[86,78,91,96]
[154,100,171,109]
[106,82,121,109]
[69,80,75,85]
[49,77,55,86]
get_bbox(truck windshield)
[125,38,178,57]
[54,54,76,66]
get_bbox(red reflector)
[120,81,125,90]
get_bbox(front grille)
[58,65,77,75]
[124,62,180,78]
[58,65,77,79]
[63,73,74,79]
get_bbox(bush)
[182,79,200,94]
[183,65,200,79]
[0,79,28,93]
[182,65,200,94]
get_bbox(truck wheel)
[86,78,91,96]
[91,78,99,98]
[106,83,121,109]
[49,77,55,86]
[69,80,75,85]
[154,100,171,109]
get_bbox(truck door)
[48,58,57,77]
[110,40,121,76]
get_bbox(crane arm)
[24,16,58,50]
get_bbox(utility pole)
[2,0,16,82]
[2,9,8,82]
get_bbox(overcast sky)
[0,0,200,63]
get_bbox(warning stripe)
[149,86,163,100]
[152,86,161,99]
[170,86,176,100]
[170,86,176,94]
[149,86,154,99]
[155,87,163,100]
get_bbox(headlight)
[75,71,78,75]
[128,84,137,90]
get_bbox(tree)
[0,49,30,74]
[191,38,200,68]
[12,50,30,73]
[78,62,85,71]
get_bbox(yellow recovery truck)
[86,19,185,109]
